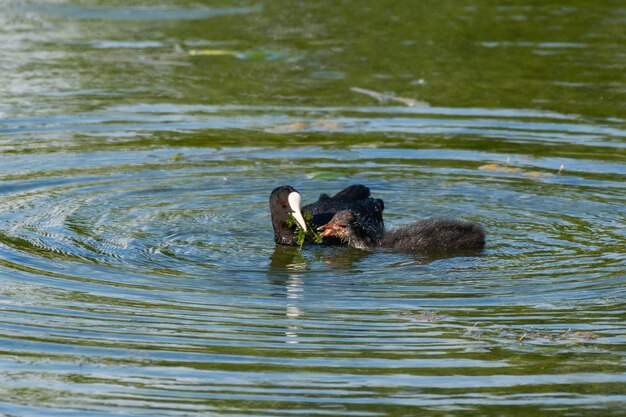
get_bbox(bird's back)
[304,185,385,240]
[381,218,485,252]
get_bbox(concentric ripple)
[1,0,625,415]
[1,107,625,415]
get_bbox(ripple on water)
[0,104,625,416]
[1,0,625,413]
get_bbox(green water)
[0,1,625,416]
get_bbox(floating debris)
[189,49,288,60]
[398,310,445,323]
[480,163,522,174]
[525,171,550,178]
[479,163,554,178]
[351,87,429,107]
[517,328,600,343]
[313,120,341,130]
[189,49,237,57]
[467,325,600,345]
[559,329,599,341]
[269,122,308,133]
[266,120,343,134]
[169,153,185,162]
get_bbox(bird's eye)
[279,200,287,207]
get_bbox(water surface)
[0,1,625,416]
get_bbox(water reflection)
[267,246,307,344]
[0,0,624,415]
[285,273,303,345]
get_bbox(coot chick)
[270,185,384,246]
[318,210,485,252]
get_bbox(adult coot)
[318,210,485,252]
[270,185,384,246]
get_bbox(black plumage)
[319,210,485,252]
[269,185,384,246]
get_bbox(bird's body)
[270,185,384,246]
[381,218,485,251]
[319,210,485,252]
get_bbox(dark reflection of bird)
[318,210,485,252]
[269,185,384,246]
